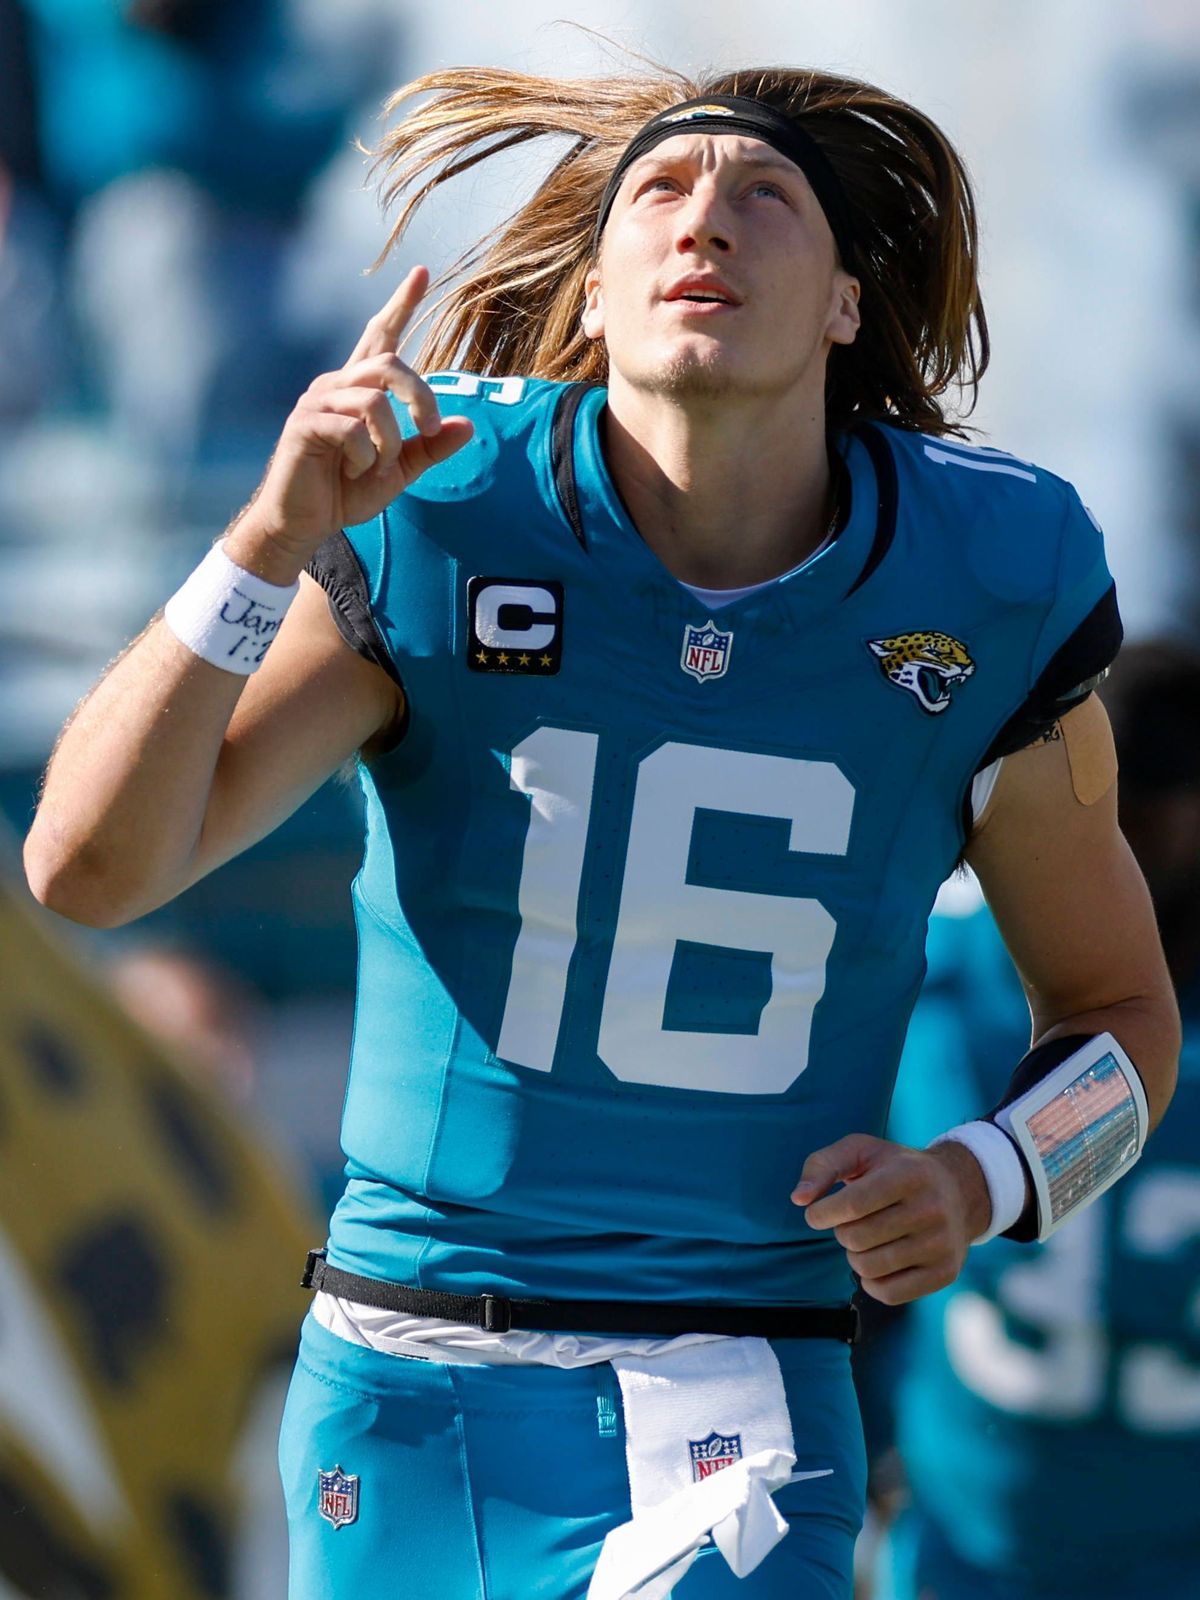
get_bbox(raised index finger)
[346,264,429,366]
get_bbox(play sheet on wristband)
[997,1035,1147,1232]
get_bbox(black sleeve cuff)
[305,531,408,751]
[978,584,1123,768]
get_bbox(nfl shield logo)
[680,619,733,683]
[689,1431,743,1482]
[317,1465,359,1529]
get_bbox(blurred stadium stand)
[0,0,413,1005]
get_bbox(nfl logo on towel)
[681,620,733,683]
[317,1466,359,1529]
[689,1431,743,1481]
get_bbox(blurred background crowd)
[2,2,1200,1597]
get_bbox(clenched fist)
[793,1133,994,1305]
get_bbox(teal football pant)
[279,1312,866,1599]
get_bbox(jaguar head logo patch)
[867,630,974,715]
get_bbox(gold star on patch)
[540,654,552,668]
[475,649,489,665]
[497,652,510,666]
[518,653,531,667]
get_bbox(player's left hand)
[792,1134,992,1305]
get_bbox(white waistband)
[311,1290,724,1367]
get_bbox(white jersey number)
[426,370,527,407]
[945,1168,1200,1434]
[497,728,854,1095]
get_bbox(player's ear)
[581,261,605,341]
[827,273,861,348]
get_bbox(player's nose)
[673,184,735,255]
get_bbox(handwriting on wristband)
[220,590,286,666]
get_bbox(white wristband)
[163,543,300,675]
[929,1120,1027,1244]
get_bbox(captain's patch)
[468,577,563,674]
[867,630,975,715]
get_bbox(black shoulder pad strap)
[979,583,1122,768]
[306,532,403,689]
[305,531,409,748]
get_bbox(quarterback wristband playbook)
[937,1032,1149,1245]
[163,543,299,675]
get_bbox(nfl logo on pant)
[317,1465,359,1528]
[689,1431,743,1481]
[680,620,733,683]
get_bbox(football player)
[24,63,1180,1600]
[875,642,1200,1600]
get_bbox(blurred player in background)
[24,58,1179,1600]
[106,941,260,1103]
[874,641,1200,1600]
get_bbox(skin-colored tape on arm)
[1061,694,1118,806]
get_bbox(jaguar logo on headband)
[593,94,857,266]
[664,104,739,123]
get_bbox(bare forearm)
[969,720,1180,1138]
[24,620,247,925]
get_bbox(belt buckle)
[481,1294,512,1334]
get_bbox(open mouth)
[664,277,741,309]
[665,294,738,317]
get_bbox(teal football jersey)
[307,374,1118,1309]
[889,907,1200,1588]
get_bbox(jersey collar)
[559,384,893,628]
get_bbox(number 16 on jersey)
[496,727,856,1096]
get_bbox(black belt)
[302,1250,860,1343]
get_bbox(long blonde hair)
[370,62,988,436]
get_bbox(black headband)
[593,94,857,265]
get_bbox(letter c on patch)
[473,584,558,651]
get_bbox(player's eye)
[749,181,785,200]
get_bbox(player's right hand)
[228,266,473,576]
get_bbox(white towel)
[588,1338,805,1600]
